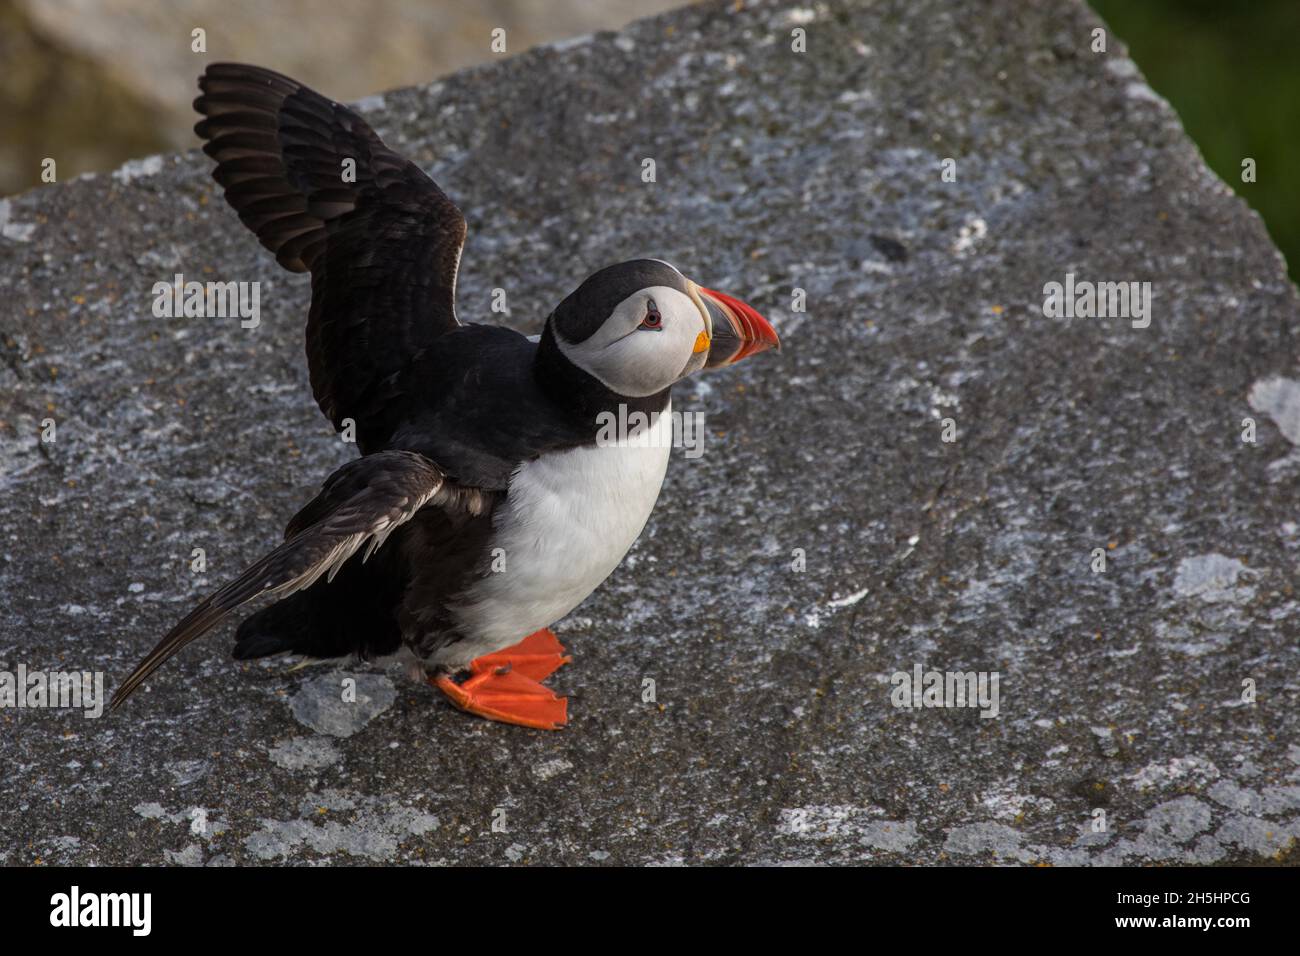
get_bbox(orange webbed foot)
[431,628,570,730]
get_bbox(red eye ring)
[640,302,662,330]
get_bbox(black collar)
[533,322,672,432]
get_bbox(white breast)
[438,402,674,668]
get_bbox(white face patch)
[556,286,708,397]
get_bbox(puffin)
[111,63,779,729]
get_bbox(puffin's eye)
[639,300,663,330]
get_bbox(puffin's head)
[547,258,779,397]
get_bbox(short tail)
[231,595,315,660]
[230,587,403,662]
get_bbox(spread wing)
[110,451,487,710]
[193,62,467,438]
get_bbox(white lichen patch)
[243,792,438,862]
[0,199,37,242]
[1124,82,1166,106]
[952,216,987,255]
[133,802,227,841]
[289,672,396,737]
[1141,796,1213,844]
[1248,376,1300,444]
[111,154,165,184]
[167,758,209,786]
[1104,57,1140,80]
[164,844,205,866]
[943,822,1026,859]
[532,758,573,781]
[1126,756,1220,791]
[980,783,1054,821]
[859,819,918,852]
[1172,553,1255,603]
[268,736,342,771]
[133,802,168,820]
[827,586,869,609]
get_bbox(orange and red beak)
[697,287,780,368]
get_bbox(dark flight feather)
[194,62,468,442]
[111,452,484,710]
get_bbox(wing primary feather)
[192,62,468,444]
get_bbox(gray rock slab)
[2,0,1298,865]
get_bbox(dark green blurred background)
[1091,0,1300,282]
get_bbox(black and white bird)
[111,63,779,729]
